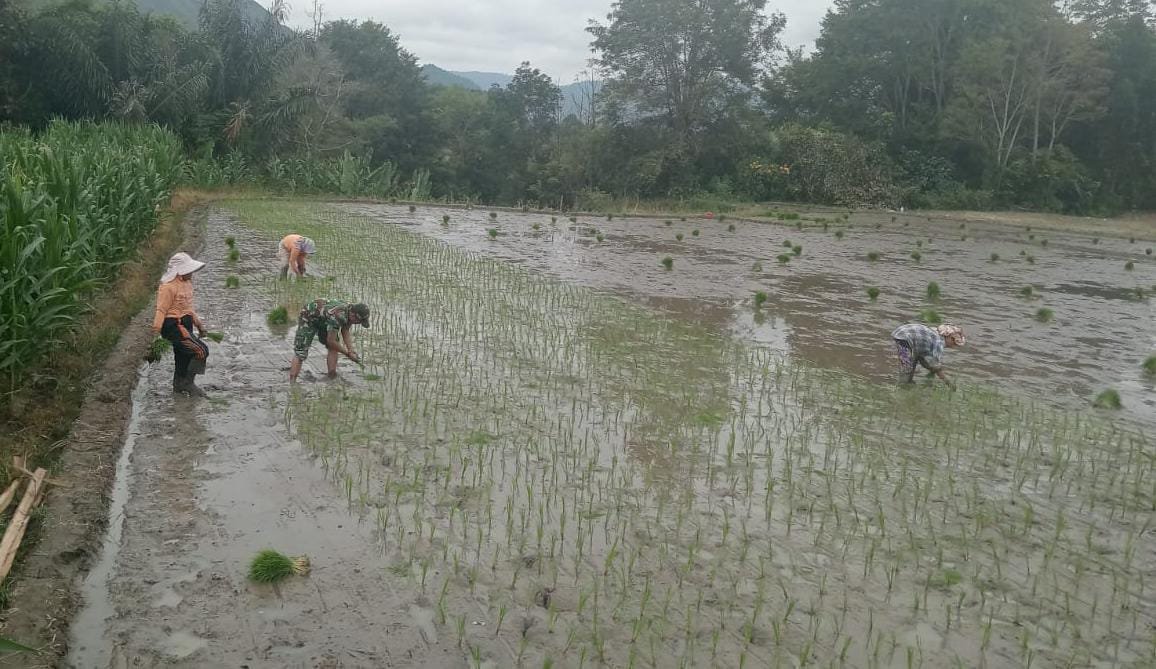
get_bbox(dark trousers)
[161,315,209,377]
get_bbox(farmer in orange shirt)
[152,253,211,397]
[279,234,316,279]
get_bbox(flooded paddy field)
[70,200,1153,668]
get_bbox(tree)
[320,20,431,170]
[588,0,784,155]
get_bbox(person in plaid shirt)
[891,323,966,390]
[289,299,370,381]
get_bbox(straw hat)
[160,252,206,284]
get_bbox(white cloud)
[287,0,833,81]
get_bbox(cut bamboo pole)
[0,479,23,517]
[0,468,47,584]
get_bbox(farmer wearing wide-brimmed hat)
[279,234,316,279]
[891,323,966,390]
[289,299,370,382]
[153,252,211,397]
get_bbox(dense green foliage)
[2,0,1156,212]
[0,121,183,387]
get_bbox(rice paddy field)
[190,199,1152,668]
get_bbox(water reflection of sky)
[342,204,1156,429]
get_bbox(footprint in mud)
[162,630,206,659]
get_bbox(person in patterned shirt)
[891,323,966,390]
[289,299,371,382]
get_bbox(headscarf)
[297,237,316,255]
[160,252,206,284]
[935,324,966,346]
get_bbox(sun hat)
[936,324,965,345]
[297,237,316,254]
[349,303,370,328]
[160,252,206,284]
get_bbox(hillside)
[420,65,482,91]
[19,0,272,27]
[422,68,601,119]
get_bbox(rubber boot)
[184,373,208,398]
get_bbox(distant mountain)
[421,67,602,119]
[420,65,482,91]
[19,0,274,29]
[136,0,272,28]
[452,71,514,91]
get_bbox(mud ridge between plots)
[0,207,208,667]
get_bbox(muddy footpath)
[10,210,466,668]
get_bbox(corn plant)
[1,121,183,390]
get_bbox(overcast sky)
[288,0,833,82]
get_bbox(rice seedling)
[867,286,880,301]
[409,205,417,213]
[752,261,763,272]
[1041,239,1049,247]
[443,214,450,225]
[777,254,791,264]
[727,224,735,232]
[782,240,792,248]
[225,275,240,289]
[675,233,684,241]
[1130,237,1136,243]
[144,337,171,363]
[267,306,289,325]
[661,256,673,270]
[228,248,240,262]
[961,235,967,241]
[1147,248,1152,255]
[1092,389,1122,410]
[680,216,686,221]
[203,332,225,343]
[1035,307,1054,323]
[919,309,942,324]
[1125,261,1134,271]
[791,245,802,256]
[664,220,672,226]
[1020,285,1035,299]
[606,214,613,221]
[835,230,844,239]
[490,212,498,220]
[1134,287,1146,301]
[779,212,800,221]
[867,252,880,262]
[1143,355,1156,377]
[532,223,541,231]
[551,216,557,223]
[911,251,922,262]
[225,236,236,248]
[229,199,1156,669]
[596,234,604,242]
[718,214,727,221]
[795,221,803,230]
[926,281,941,301]
[248,549,309,583]
[990,252,1000,262]
[692,229,700,237]
[1026,255,1036,264]
[753,292,768,308]
[488,229,499,239]
[570,216,577,223]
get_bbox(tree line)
[2,0,1155,213]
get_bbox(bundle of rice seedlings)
[248,549,310,583]
[145,336,171,363]
[1092,389,1122,410]
[267,306,289,325]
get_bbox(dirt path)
[58,211,463,668]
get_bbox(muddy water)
[68,202,1154,669]
[213,200,1154,668]
[65,213,463,668]
[340,204,1156,427]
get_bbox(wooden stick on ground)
[0,479,23,517]
[0,468,47,584]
